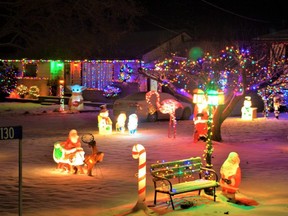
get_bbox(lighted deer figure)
[146,91,183,138]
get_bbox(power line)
[201,0,271,24]
[139,17,180,34]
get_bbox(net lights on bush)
[28,86,40,99]
[103,85,121,98]
[16,84,28,98]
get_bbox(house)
[253,29,288,110]
[1,30,193,103]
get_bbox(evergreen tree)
[0,62,18,100]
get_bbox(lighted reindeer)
[53,132,104,176]
[81,133,104,176]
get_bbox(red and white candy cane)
[132,144,146,203]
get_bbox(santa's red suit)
[60,129,85,167]
[193,103,209,143]
[220,152,241,201]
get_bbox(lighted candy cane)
[132,144,146,203]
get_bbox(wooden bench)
[150,156,219,210]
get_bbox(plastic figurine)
[193,101,209,143]
[53,129,85,174]
[97,104,113,134]
[116,113,127,133]
[68,84,87,111]
[128,113,138,135]
[273,95,281,119]
[241,96,252,120]
[220,152,241,203]
[81,133,104,176]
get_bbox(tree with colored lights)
[211,45,287,141]
[0,62,18,100]
[140,43,288,141]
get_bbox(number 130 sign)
[0,126,22,140]
[0,125,23,215]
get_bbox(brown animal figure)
[80,133,104,176]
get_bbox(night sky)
[1,0,287,58]
[137,0,288,40]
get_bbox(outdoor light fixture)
[205,89,224,169]
[192,89,206,104]
[207,89,224,106]
[193,88,224,169]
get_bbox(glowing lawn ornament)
[9,89,20,98]
[68,84,87,111]
[131,144,149,212]
[116,113,126,133]
[241,96,252,120]
[273,94,282,119]
[53,129,85,174]
[98,104,112,135]
[146,91,183,138]
[193,99,209,143]
[81,133,104,176]
[220,152,241,203]
[128,114,138,135]
[53,132,104,176]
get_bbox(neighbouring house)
[1,30,193,103]
[253,29,288,111]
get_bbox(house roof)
[253,29,288,42]
[101,30,192,59]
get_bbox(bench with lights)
[150,156,219,210]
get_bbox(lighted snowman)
[241,96,252,120]
[97,104,113,135]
